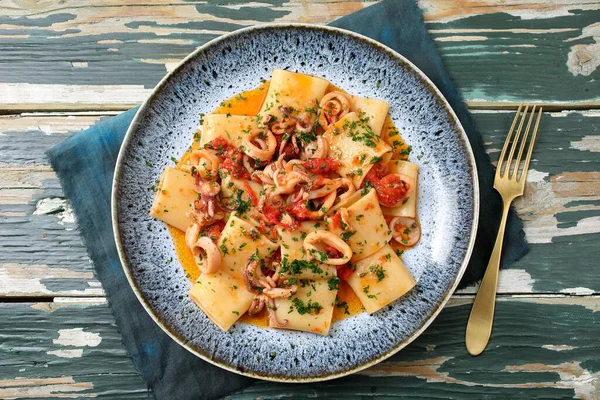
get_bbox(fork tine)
[505,103,529,178]
[520,106,542,181]
[511,104,536,180]
[497,103,523,177]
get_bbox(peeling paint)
[571,136,600,152]
[566,22,600,77]
[46,349,84,358]
[0,376,93,399]
[31,297,107,313]
[542,344,576,351]
[0,83,151,108]
[363,357,600,397]
[54,328,102,348]
[436,35,487,42]
[516,169,600,244]
[561,287,596,295]
[457,269,535,294]
[429,28,578,34]
[0,263,101,296]
[33,197,76,225]
[505,362,600,399]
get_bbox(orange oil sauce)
[169,81,410,327]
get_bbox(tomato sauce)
[168,82,409,328]
[303,157,339,174]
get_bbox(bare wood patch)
[0,376,94,399]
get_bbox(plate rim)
[111,22,480,383]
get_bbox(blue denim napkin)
[47,0,528,398]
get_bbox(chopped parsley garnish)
[335,298,350,315]
[363,285,378,299]
[369,265,386,282]
[291,298,323,315]
[219,244,229,255]
[370,156,383,164]
[327,276,340,291]
[233,189,251,214]
[282,259,324,275]
[340,231,356,241]
[361,181,375,196]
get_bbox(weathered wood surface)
[0,298,148,399]
[1,110,598,297]
[0,1,599,110]
[0,296,598,399]
[2,1,600,398]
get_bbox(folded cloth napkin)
[47,0,528,398]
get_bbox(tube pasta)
[324,112,392,188]
[349,95,390,136]
[273,279,338,335]
[149,167,197,232]
[327,189,391,261]
[200,114,260,148]
[189,271,254,331]
[345,244,416,314]
[380,160,419,218]
[150,69,420,334]
[259,68,329,122]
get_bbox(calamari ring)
[303,230,352,265]
[185,222,201,249]
[295,111,317,133]
[319,91,351,130]
[241,129,277,162]
[379,173,416,207]
[190,236,221,274]
[183,149,220,180]
[304,135,329,159]
[329,178,357,213]
[307,178,342,200]
[390,216,421,247]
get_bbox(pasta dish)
[150,69,420,335]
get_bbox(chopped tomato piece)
[327,212,343,230]
[374,174,410,207]
[324,245,342,259]
[303,157,339,175]
[287,200,312,221]
[336,264,354,280]
[275,134,296,158]
[241,180,258,206]
[263,205,284,226]
[363,161,387,184]
[203,220,225,243]
[209,137,230,152]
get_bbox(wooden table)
[1,1,599,398]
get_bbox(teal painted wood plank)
[3,297,596,399]
[225,297,600,399]
[0,299,148,398]
[0,1,598,108]
[427,9,600,104]
[469,110,600,294]
[1,110,599,296]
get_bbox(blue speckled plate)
[112,24,479,382]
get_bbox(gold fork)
[465,103,542,356]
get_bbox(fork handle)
[465,199,512,356]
